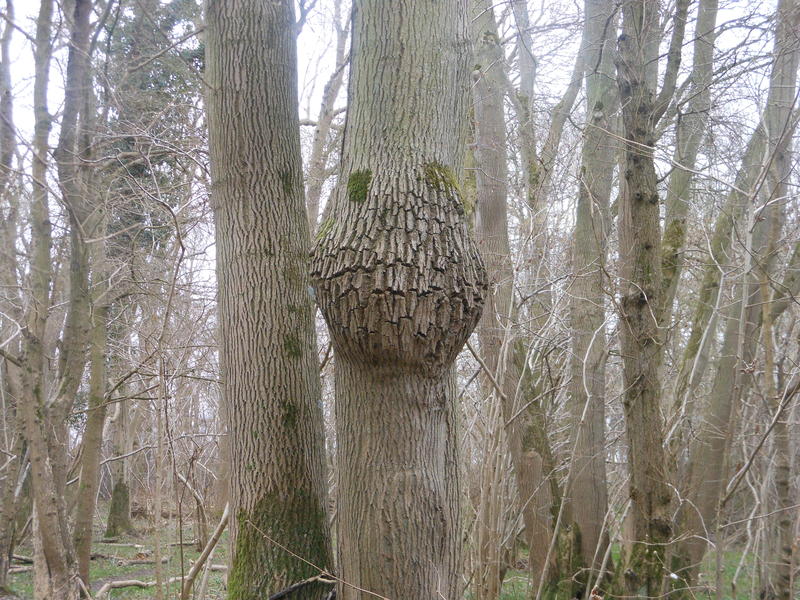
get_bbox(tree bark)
[564,0,617,585]
[105,399,135,538]
[21,0,94,596]
[659,0,719,321]
[311,1,486,597]
[471,2,557,595]
[205,1,334,598]
[615,0,681,594]
[680,0,800,587]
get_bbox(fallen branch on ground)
[9,566,32,574]
[95,576,185,599]
[97,541,145,549]
[11,554,33,564]
[115,556,168,567]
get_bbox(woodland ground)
[3,517,758,600]
[3,504,229,600]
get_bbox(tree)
[204,1,334,598]
[614,0,688,594]
[472,0,539,575]
[311,0,487,596]
[680,0,800,592]
[564,0,617,588]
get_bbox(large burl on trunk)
[311,2,486,597]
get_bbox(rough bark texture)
[615,2,673,595]
[205,1,334,598]
[564,0,617,584]
[311,1,486,597]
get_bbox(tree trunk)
[615,1,679,594]
[659,0,719,320]
[564,0,617,587]
[680,0,799,586]
[106,399,134,538]
[311,1,486,597]
[21,0,94,596]
[205,1,334,597]
[304,0,347,234]
[73,302,109,586]
[762,7,799,598]
[471,2,557,595]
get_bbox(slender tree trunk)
[564,0,617,587]
[305,0,347,234]
[106,399,134,538]
[205,1,334,597]
[659,0,719,319]
[680,0,800,585]
[21,0,94,596]
[0,0,21,589]
[311,1,486,597]
[471,3,556,596]
[760,3,799,597]
[73,300,109,586]
[614,0,684,593]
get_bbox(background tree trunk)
[564,0,617,587]
[471,3,557,595]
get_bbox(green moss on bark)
[279,169,294,195]
[315,217,334,241]
[423,161,459,196]
[105,480,134,538]
[227,492,331,600]
[283,334,302,359]
[347,169,372,203]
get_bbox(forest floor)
[4,508,229,599]
[3,516,756,600]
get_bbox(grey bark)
[681,0,799,587]
[613,0,687,593]
[471,1,555,593]
[20,0,94,596]
[660,0,719,321]
[564,0,617,582]
[205,1,334,598]
[311,1,486,597]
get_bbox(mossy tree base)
[105,481,135,538]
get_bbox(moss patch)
[347,169,372,203]
[316,217,334,241]
[423,161,461,200]
[283,334,302,359]
[279,169,294,195]
[227,492,332,600]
